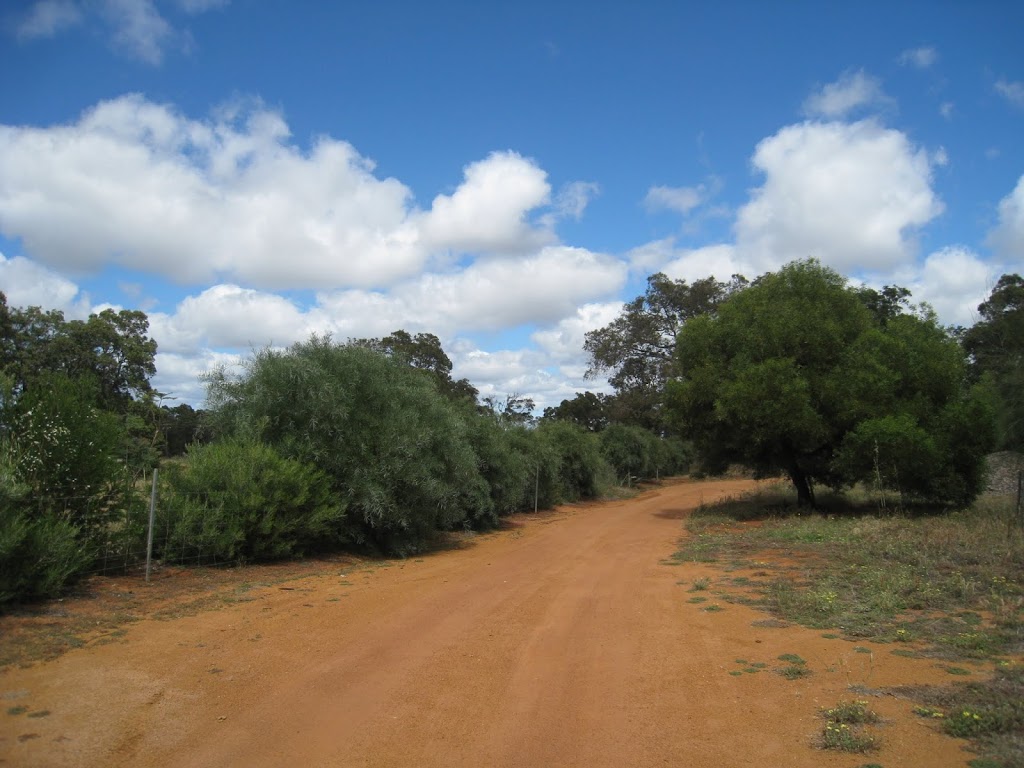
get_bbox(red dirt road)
[1,479,972,767]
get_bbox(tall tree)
[0,294,157,413]
[351,330,478,403]
[584,272,745,430]
[669,259,994,506]
[541,391,610,432]
[962,274,1024,450]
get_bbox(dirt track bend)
[1,478,969,767]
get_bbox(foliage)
[584,272,745,430]
[669,259,994,506]
[600,424,654,483]
[534,421,613,503]
[0,441,91,606]
[541,391,610,432]
[204,337,490,554]
[6,373,130,534]
[0,293,157,414]
[963,274,1024,451]
[351,329,478,404]
[161,437,346,563]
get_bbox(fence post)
[534,464,539,513]
[1017,470,1022,528]
[145,467,158,583]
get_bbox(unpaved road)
[2,478,972,766]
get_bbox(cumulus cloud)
[0,252,91,317]
[882,247,998,327]
[420,151,554,256]
[987,175,1024,260]
[735,119,943,271]
[803,70,892,119]
[995,79,1024,110]
[0,98,594,290]
[16,0,82,40]
[898,46,937,69]
[320,246,627,336]
[0,96,420,288]
[531,302,624,365]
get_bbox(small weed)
[820,721,878,753]
[27,710,50,718]
[822,633,840,639]
[689,577,710,592]
[824,700,881,725]
[820,700,880,754]
[734,658,748,664]
[687,596,708,604]
[778,664,812,679]
[854,646,873,654]
[777,653,806,664]
[743,667,761,674]
[729,670,744,676]
[945,667,972,676]
[6,706,27,716]
[750,662,767,669]
[891,649,917,658]
[702,604,724,612]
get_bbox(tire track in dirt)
[0,478,971,767]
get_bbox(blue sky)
[1,1,1022,409]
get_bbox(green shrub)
[204,339,490,554]
[535,421,613,502]
[161,437,345,563]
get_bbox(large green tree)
[351,329,478,403]
[584,272,744,430]
[962,274,1024,451]
[669,259,994,507]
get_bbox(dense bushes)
[160,438,346,562]
[0,373,142,605]
[201,338,621,556]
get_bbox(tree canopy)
[668,259,994,507]
[584,272,745,430]
[962,274,1024,451]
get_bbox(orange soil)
[0,478,977,767]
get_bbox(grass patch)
[819,700,881,753]
[778,664,812,679]
[906,665,1024,766]
[673,487,1023,658]
[689,577,711,592]
[675,485,1023,765]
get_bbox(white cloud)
[13,0,228,63]
[898,46,937,69]
[0,95,425,289]
[551,181,600,221]
[531,302,624,364]
[0,252,91,318]
[803,70,892,119]
[995,79,1024,110]
[644,185,704,215]
[152,349,241,407]
[735,120,943,271]
[321,245,627,336]
[420,151,554,256]
[148,284,312,353]
[987,175,1024,260]
[887,247,997,326]
[102,0,172,65]
[16,0,82,40]
[940,102,954,120]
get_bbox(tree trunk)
[787,463,815,507]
